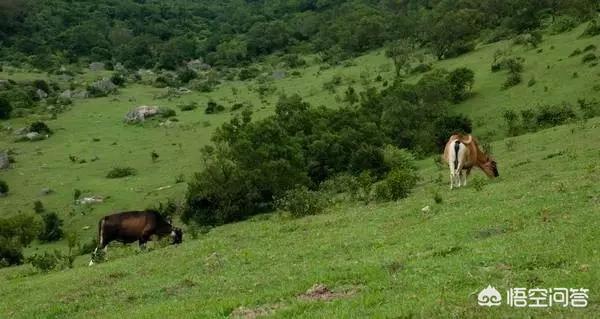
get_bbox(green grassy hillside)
[1,22,599,318]
[1,115,598,318]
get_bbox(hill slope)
[1,116,599,318]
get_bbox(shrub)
[276,185,327,218]
[513,32,542,47]
[323,75,342,93]
[205,101,225,114]
[583,44,597,52]
[502,72,522,89]
[110,72,126,86]
[535,103,577,127]
[447,67,474,102]
[550,16,579,34]
[29,121,52,135]
[32,79,50,93]
[38,212,63,242]
[527,77,537,87]
[106,167,137,178]
[177,68,197,84]
[577,98,600,119]
[178,102,198,111]
[158,107,176,118]
[26,251,61,272]
[581,18,600,37]
[411,63,432,74]
[569,49,582,57]
[0,237,25,267]
[238,67,260,81]
[0,180,8,195]
[371,168,419,201]
[582,53,597,63]
[0,97,12,119]
[33,200,45,214]
[151,198,179,220]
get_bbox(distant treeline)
[0,0,598,70]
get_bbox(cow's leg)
[464,168,472,186]
[449,166,455,189]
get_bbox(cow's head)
[481,156,499,178]
[170,227,183,244]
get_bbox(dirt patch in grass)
[297,283,357,301]
[229,304,282,319]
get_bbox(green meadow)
[0,23,599,318]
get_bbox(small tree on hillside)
[38,212,63,242]
[385,39,414,78]
[447,67,475,102]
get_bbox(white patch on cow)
[88,259,94,266]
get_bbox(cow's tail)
[453,140,460,173]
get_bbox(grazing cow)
[443,134,499,189]
[89,210,182,266]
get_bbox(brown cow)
[443,134,498,189]
[89,210,182,266]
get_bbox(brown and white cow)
[442,134,499,189]
[89,210,182,266]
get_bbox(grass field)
[0,23,599,318]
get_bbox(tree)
[447,67,475,102]
[38,213,63,242]
[385,39,414,78]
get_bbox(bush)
[447,67,474,102]
[535,103,577,127]
[527,77,537,87]
[371,168,419,201]
[0,180,8,195]
[158,107,176,118]
[38,212,63,242]
[577,98,600,119]
[276,186,327,218]
[502,72,522,89]
[26,251,61,272]
[32,79,50,93]
[29,121,52,135]
[0,97,13,119]
[0,237,24,267]
[569,49,582,57]
[411,63,432,74]
[106,167,137,178]
[513,32,542,47]
[33,200,45,214]
[178,102,198,111]
[582,53,597,63]
[583,44,597,52]
[581,18,600,37]
[205,101,225,114]
[238,67,260,81]
[110,72,126,86]
[177,68,197,84]
[503,103,578,135]
[550,16,579,34]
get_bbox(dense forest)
[1,0,598,70]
